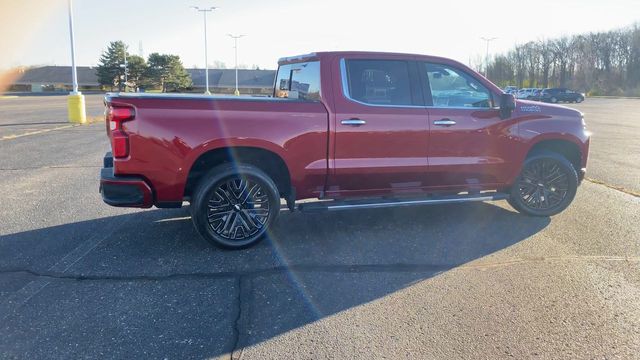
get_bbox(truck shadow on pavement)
[0,202,550,358]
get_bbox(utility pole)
[227,34,245,96]
[66,0,86,123]
[192,6,217,95]
[481,37,498,78]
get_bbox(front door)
[328,58,429,197]
[420,62,517,190]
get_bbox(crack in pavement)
[0,264,452,282]
[1,256,638,282]
[230,276,245,360]
[585,177,640,197]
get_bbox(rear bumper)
[99,152,153,208]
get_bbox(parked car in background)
[529,88,544,101]
[100,51,590,249]
[541,88,585,103]
[504,86,518,94]
[516,88,533,99]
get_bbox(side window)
[423,63,492,108]
[345,60,413,106]
[273,61,321,101]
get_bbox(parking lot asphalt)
[0,95,638,359]
[570,99,640,195]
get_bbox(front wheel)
[190,163,280,249]
[508,152,578,217]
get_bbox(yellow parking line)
[1,124,77,140]
[0,116,102,141]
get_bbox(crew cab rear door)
[327,57,429,197]
[419,61,516,189]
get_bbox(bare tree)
[524,42,541,87]
[486,24,640,96]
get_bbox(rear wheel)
[190,163,280,249]
[508,152,578,217]
[550,97,558,103]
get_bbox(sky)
[1,0,639,71]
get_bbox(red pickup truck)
[101,51,590,249]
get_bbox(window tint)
[345,60,412,106]
[424,63,492,108]
[274,61,321,101]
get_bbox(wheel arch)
[525,138,582,173]
[184,146,292,200]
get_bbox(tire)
[550,97,558,103]
[576,97,583,103]
[190,163,280,249]
[508,151,578,217]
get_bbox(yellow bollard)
[234,89,240,96]
[67,93,86,124]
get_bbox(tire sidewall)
[191,163,280,249]
[509,152,578,217]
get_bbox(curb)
[587,96,640,99]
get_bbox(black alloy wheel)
[191,163,280,249]
[207,178,270,241]
[508,152,578,216]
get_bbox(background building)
[8,66,276,94]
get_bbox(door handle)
[433,119,456,126]
[341,119,367,126]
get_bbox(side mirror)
[499,93,516,119]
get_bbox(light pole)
[120,50,128,91]
[66,0,86,123]
[227,34,245,96]
[481,37,498,78]
[192,6,217,95]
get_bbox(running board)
[297,192,509,212]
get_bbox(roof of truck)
[278,51,468,68]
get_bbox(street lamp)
[192,6,217,95]
[227,34,245,96]
[66,0,86,123]
[481,37,498,78]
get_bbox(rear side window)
[344,60,412,106]
[423,63,492,108]
[273,61,321,101]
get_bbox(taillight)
[106,105,135,158]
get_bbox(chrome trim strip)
[428,106,501,110]
[339,58,499,111]
[325,195,503,211]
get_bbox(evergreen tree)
[126,55,147,90]
[145,53,192,92]
[96,41,128,91]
